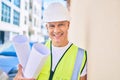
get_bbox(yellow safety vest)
[37,41,87,80]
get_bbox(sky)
[43,0,67,9]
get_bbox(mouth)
[53,33,63,39]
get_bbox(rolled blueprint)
[24,43,50,78]
[12,35,31,70]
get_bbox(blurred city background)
[0,0,69,45]
[0,0,69,80]
[0,0,120,80]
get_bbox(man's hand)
[80,74,87,80]
[13,64,35,80]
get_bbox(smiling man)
[14,2,87,80]
[46,21,69,47]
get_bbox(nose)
[54,26,60,33]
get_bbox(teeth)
[54,33,61,36]
[56,34,60,36]
[57,34,62,36]
[53,33,63,38]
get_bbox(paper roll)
[23,43,50,78]
[12,35,31,69]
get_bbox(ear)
[67,21,70,29]
[46,23,48,30]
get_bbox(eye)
[49,24,55,28]
[58,23,65,27]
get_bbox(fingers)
[21,78,36,80]
[13,64,23,80]
[14,77,35,80]
[13,64,35,80]
[17,64,23,75]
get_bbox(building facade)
[0,0,43,44]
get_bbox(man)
[14,2,87,80]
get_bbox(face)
[46,21,70,47]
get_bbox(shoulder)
[72,44,87,53]
[73,43,87,65]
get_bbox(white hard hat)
[43,2,71,22]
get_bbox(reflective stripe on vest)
[72,48,87,80]
[37,41,86,80]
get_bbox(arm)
[80,62,87,80]
[80,74,87,80]
[13,64,35,80]
[80,50,87,80]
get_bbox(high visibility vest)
[37,41,87,80]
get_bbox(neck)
[52,40,69,47]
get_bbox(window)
[34,18,36,27]
[29,0,32,9]
[24,16,27,25]
[13,10,20,26]
[1,2,11,23]
[0,31,5,44]
[7,0,11,2]
[25,2,27,10]
[29,14,32,22]
[14,0,20,8]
